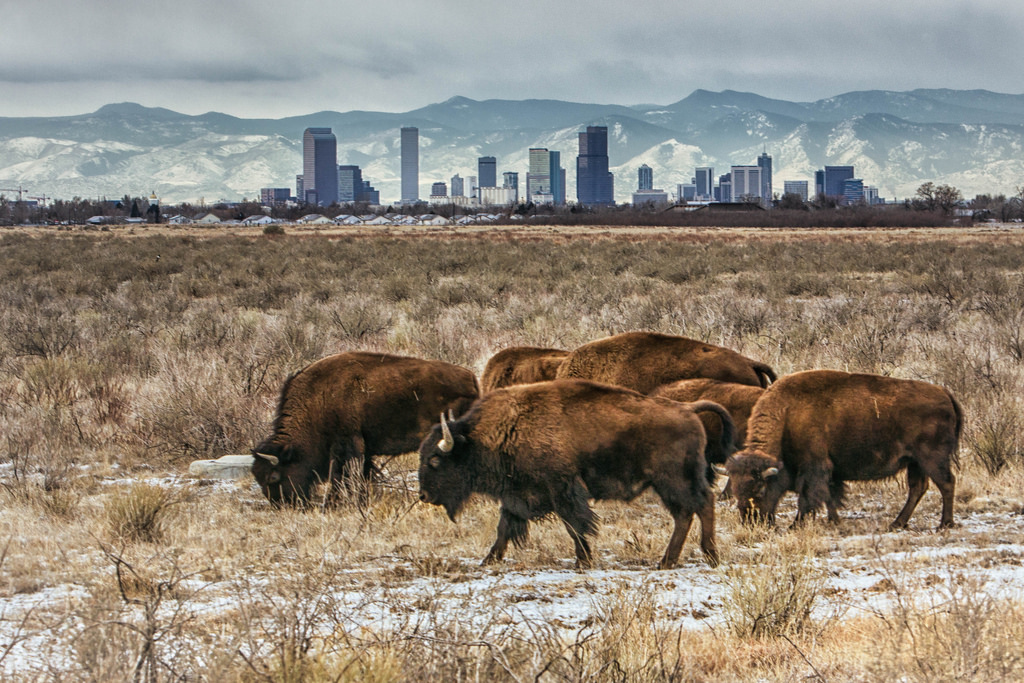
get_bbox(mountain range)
[1,89,1023,205]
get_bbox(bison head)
[725,451,788,525]
[418,411,474,522]
[251,440,315,506]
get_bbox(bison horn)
[255,452,280,466]
[763,467,779,478]
[438,412,454,453]
[712,464,728,476]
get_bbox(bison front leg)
[483,507,528,566]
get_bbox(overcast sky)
[2,0,1022,119]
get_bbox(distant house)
[333,214,362,225]
[360,215,392,226]
[418,214,451,226]
[242,215,278,225]
[195,213,222,224]
[167,215,192,224]
[299,213,333,224]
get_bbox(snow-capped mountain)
[1,91,1022,205]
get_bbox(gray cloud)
[1,0,1021,118]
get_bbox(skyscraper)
[303,127,338,206]
[478,156,497,188]
[638,164,653,191]
[823,165,855,200]
[337,165,363,203]
[757,151,772,206]
[526,148,552,202]
[400,127,419,204]
[450,174,464,197]
[576,126,614,206]
[695,167,714,200]
[549,150,564,205]
[503,172,519,204]
[730,166,763,203]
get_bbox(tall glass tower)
[576,126,614,206]
[638,164,653,191]
[303,127,338,206]
[757,151,772,206]
[477,156,497,188]
[400,127,419,204]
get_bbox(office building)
[549,151,565,205]
[632,189,669,207]
[576,125,614,206]
[677,184,697,202]
[638,164,653,191]
[478,156,497,188]
[302,127,338,206]
[815,170,826,198]
[717,173,732,203]
[338,165,363,203]
[757,151,772,206]
[260,188,291,206]
[843,178,864,205]
[295,175,304,203]
[359,180,380,205]
[429,182,448,203]
[503,171,519,204]
[479,186,518,206]
[823,165,855,200]
[400,127,419,204]
[695,167,715,200]
[526,148,552,202]
[730,165,763,203]
[783,180,809,201]
[450,174,464,197]
[338,165,380,204]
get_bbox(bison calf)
[252,352,478,506]
[725,370,962,529]
[418,379,728,569]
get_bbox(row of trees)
[2,183,1023,226]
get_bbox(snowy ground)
[2,473,1022,676]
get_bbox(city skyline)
[2,1,1021,120]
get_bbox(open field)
[2,224,1024,681]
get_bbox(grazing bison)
[724,370,962,529]
[555,331,776,395]
[480,346,569,392]
[252,352,479,506]
[418,379,729,569]
[653,379,763,465]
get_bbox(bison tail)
[947,388,964,470]
[689,400,738,464]
[753,362,778,388]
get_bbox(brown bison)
[252,352,479,506]
[653,378,763,465]
[418,379,733,569]
[555,331,776,394]
[480,346,569,392]
[724,370,962,529]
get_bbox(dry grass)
[1,225,1024,680]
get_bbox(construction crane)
[0,187,27,202]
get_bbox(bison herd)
[243,331,962,570]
